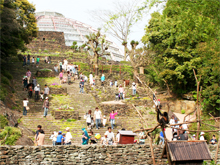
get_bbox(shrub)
[2,70,13,80]
[0,115,8,129]
[1,76,10,85]
[0,126,21,145]
[0,85,7,101]
[181,110,185,114]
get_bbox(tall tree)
[0,0,37,59]
[91,0,142,61]
[85,29,109,76]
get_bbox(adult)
[81,128,89,145]
[37,129,45,146]
[54,65,58,73]
[65,127,72,145]
[26,69,31,84]
[101,74,105,82]
[199,132,205,140]
[79,79,85,93]
[169,115,175,133]
[59,70,64,84]
[59,61,63,72]
[210,135,217,145]
[56,131,63,145]
[36,56,40,68]
[63,58,68,71]
[105,127,115,145]
[23,98,29,116]
[34,84,40,102]
[177,125,185,140]
[35,125,44,145]
[44,84,50,99]
[94,107,102,130]
[86,110,92,129]
[138,127,145,145]
[132,82,136,95]
[84,75,88,82]
[23,55,26,67]
[22,76,28,91]
[43,97,49,117]
[27,54,30,65]
[159,130,165,145]
[173,118,179,133]
[67,71,71,85]
[115,130,120,144]
[45,56,48,63]
[89,72,93,86]
[109,110,118,129]
[32,76,37,88]
[28,86,33,98]
[118,85,124,100]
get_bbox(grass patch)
[0,85,7,101]
[67,119,76,122]
[149,111,156,115]
[181,109,185,114]
[0,126,21,145]
[37,77,59,87]
[0,115,8,129]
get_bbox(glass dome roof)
[35,11,124,61]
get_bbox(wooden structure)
[119,131,136,144]
[162,141,212,165]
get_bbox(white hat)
[132,82,135,84]
[65,127,70,131]
[200,132,205,135]
[37,84,40,86]
[193,134,196,137]
[45,97,48,99]
[104,132,108,136]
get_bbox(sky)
[29,0,166,50]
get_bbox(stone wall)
[0,144,219,165]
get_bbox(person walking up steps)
[26,69,31,84]
[86,110,92,129]
[43,97,49,117]
[23,98,29,116]
[23,55,26,67]
[34,84,40,102]
[94,107,102,130]
[27,54,30,65]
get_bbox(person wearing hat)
[42,97,49,117]
[101,132,109,145]
[56,131,63,145]
[192,134,196,140]
[200,132,205,140]
[65,127,72,145]
[132,82,136,95]
[34,84,40,101]
[62,133,66,145]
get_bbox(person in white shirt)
[23,98,29,116]
[65,127,72,145]
[54,65,58,72]
[34,84,40,101]
[101,132,108,145]
[94,107,102,130]
[115,131,120,144]
[200,132,205,140]
[49,131,57,146]
[105,127,115,145]
[170,115,175,133]
[84,75,88,82]
[63,58,68,71]
[44,84,50,99]
[86,110,92,129]
[89,73,93,86]
[132,82,136,95]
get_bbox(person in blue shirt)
[101,74,105,82]
[159,130,165,145]
[56,131,63,145]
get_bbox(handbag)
[26,106,30,110]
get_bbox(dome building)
[34,11,124,61]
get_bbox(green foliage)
[2,70,13,80]
[39,69,52,72]
[0,115,8,129]
[181,110,185,114]
[60,119,64,122]
[67,119,76,122]
[1,76,10,85]
[0,126,22,145]
[71,41,78,52]
[0,85,7,101]
[149,111,156,115]
[17,118,21,124]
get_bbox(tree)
[85,29,109,76]
[0,0,37,59]
[91,0,142,61]
[71,41,78,52]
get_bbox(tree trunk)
[94,53,99,76]
[133,67,138,82]
[124,45,127,61]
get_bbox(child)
[101,132,108,145]
[28,86,33,98]
[32,57,35,65]
[103,115,107,127]
[110,80,113,87]
[91,117,94,129]
[62,133,66,145]
[40,91,44,101]
[93,79,95,86]
[63,77,67,83]
[36,56,40,68]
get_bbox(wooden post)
[215,139,220,164]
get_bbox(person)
[23,55,26,67]
[59,70,63,84]
[105,127,115,145]
[89,73,93,86]
[123,79,126,88]
[34,84,40,101]
[109,110,118,129]
[94,107,102,130]
[44,84,50,99]
[65,127,72,145]
[200,132,205,140]
[103,115,107,128]
[54,65,58,73]
[32,57,35,65]
[32,76,37,88]
[91,117,94,129]
[37,129,45,146]
[63,58,68,71]
[79,79,85,94]
[101,74,105,82]
[115,130,120,144]
[45,56,48,63]
[173,118,179,133]
[172,132,178,141]
[36,56,40,68]
[88,131,97,144]
[67,71,71,85]
[48,56,51,64]
[86,110,92,129]
[101,132,108,145]
[49,131,57,146]
[115,80,117,87]
[27,54,30,65]
[177,125,185,140]
[22,76,28,91]
[192,134,196,140]
[84,75,88,82]
[81,128,90,145]
[56,131,63,145]
[210,135,217,145]
[26,69,31,84]
[118,85,124,100]
[28,86,33,98]
[43,97,49,117]
[40,91,44,101]
[59,61,62,72]
[132,82,136,95]
[35,125,44,145]
[170,115,175,133]
[138,128,145,145]
[62,134,66,145]
[110,80,113,87]
[23,98,29,116]
[159,130,165,145]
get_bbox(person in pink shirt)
[59,70,64,84]
[109,110,118,129]
[26,69,31,84]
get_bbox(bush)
[0,115,8,129]
[181,110,185,114]
[0,126,21,145]
[1,76,10,85]
[0,85,7,101]
[2,70,13,80]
